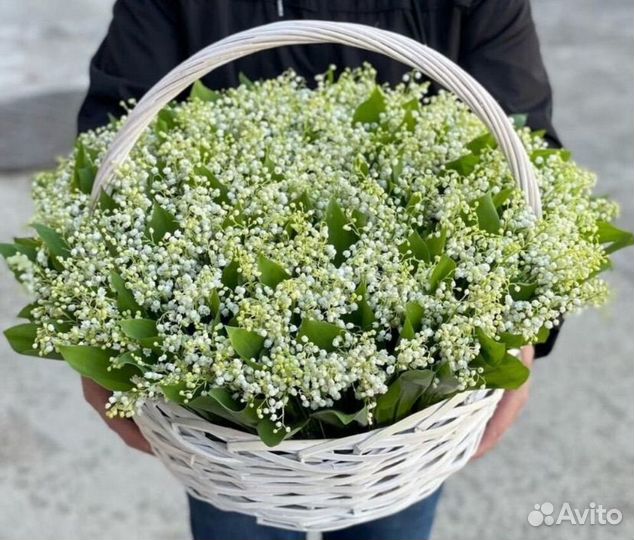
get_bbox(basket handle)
[90,20,541,216]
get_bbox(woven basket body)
[91,20,540,532]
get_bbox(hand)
[81,376,153,455]
[472,346,534,460]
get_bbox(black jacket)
[77,0,560,356]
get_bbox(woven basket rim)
[140,388,500,452]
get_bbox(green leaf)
[4,323,60,359]
[221,260,240,289]
[190,80,221,102]
[415,361,461,409]
[161,382,189,403]
[120,319,157,340]
[238,72,254,88]
[466,132,497,154]
[400,230,431,264]
[352,86,387,125]
[492,188,515,209]
[226,326,264,360]
[400,302,424,341]
[0,242,36,266]
[59,345,139,391]
[511,114,527,128]
[193,166,229,203]
[429,255,456,292]
[535,325,550,344]
[155,107,177,135]
[98,189,118,212]
[344,280,375,330]
[375,369,434,425]
[189,388,260,428]
[257,254,290,289]
[109,272,144,315]
[475,193,501,234]
[510,281,538,301]
[595,220,634,255]
[256,417,307,447]
[32,224,70,259]
[72,142,97,194]
[499,332,527,348]
[446,153,479,176]
[474,352,530,389]
[145,203,178,243]
[17,303,37,320]
[425,229,447,258]
[476,328,506,365]
[297,319,345,352]
[326,199,359,266]
[402,98,420,131]
[311,406,369,428]
[531,148,572,164]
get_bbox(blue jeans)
[188,488,442,540]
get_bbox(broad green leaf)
[190,80,221,102]
[155,107,177,135]
[531,148,572,163]
[511,114,527,128]
[297,319,345,352]
[208,289,221,316]
[402,98,420,131]
[400,302,424,341]
[258,254,290,289]
[595,220,634,255]
[416,361,461,409]
[238,71,254,88]
[226,326,264,360]
[400,230,431,264]
[4,323,61,359]
[467,132,497,154]
[109,272,144,315]
[476,328,506,365]
[72,142,97,194]
[446,153,479,176]
[161,381,189,403]
[428,255,456,291]
[475,193,501,234]
[0,242,36,265]
[17,303,37,320]
[32,224,70,259]
[311,406,369,428]
[474,352,530,389]
[145,203,178,243]
[194,166,229,203]
[294,191,313,211]
[221,260,240,289]
[374,369,434,425]
[425,229,447,258]
[344,280,375,330]
[535,325,550,344]
[510,281,538,301]
[352,86,387,125]
[499,332,527,348]
[98,189,118,212]
[256,417,306,447]
[189,388,260,428]
[59,345,139,391]
[326,199,359,265]
[492,188,515,208]
[120,319,157,340]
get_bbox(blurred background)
[0,1,632,539]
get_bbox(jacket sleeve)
[460,0,561,357]
[77,0,185,133]
[460,0,561,147]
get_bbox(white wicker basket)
[90,21,540,532]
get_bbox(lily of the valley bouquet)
[2,66,631,446]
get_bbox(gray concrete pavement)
[0,1,632,539]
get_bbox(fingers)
[472,346,534,460]
[80,376,153,455]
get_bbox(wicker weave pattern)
[136,389,503,531]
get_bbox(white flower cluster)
[9,66,619,425]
